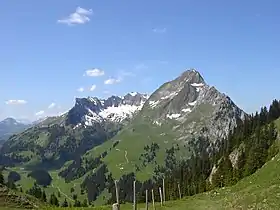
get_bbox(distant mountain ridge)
[67,92,149,127]
[0,92,149,168]
[0,118,31,141]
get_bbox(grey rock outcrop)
[141,69,246,153]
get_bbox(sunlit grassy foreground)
[37,150,280,210]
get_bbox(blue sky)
[1,0,280,121]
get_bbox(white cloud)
[153,27,167,33]
[84,68,105,77]
[58,7,93,26]
[90,85,97,91]
[76,7,92,16]
[35,110,45,116]
[104,78,122,85]
[5,100,27,105]
[103,70,133,86]
[103,90,110,94]
[77,87,84,92]
[48,103,56,109]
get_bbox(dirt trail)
[52,183,74,202]
[124,150,129,163]
[52,173,74,202]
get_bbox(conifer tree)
[61,198,68,207]
[41,190,47,202]
[7,180,16,190]
[82,198,88,207]
[0,171,4,185]
[73,199,81,207]
[49,193,59,206]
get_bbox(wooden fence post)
[162,179,165,205]
[112,203,120,210]
[178,183,182,199]
[112,180,120,210]
[151,189,155,210]
[145,189,149,210]
[133,180,137,210]
[159,187,163,207]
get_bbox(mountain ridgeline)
[0,92,148,169]
[1,69,279,207]
[0,118,30,142]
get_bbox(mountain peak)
[178,68,205,85]
[129,92,138,96]
[68,93,149,126]
[1,118,19,125]
[144,68,245,141]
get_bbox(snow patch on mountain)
[188,101,197,106]
[129,92,138,96]
[191,83,204,87]
[167,113,181,119]
[153,120,162,126]
[161,91,179,100]
[68,93,148,126]
[99,103,143,123]
[182,108,192,113]
[149,101,160,108]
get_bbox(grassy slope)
[41,147,280,210]
[0,183,44,210]
[3,168,87,205]
[83,101,216,183]
[84,121,178,181]
[42,118,280,209]
[5,118,280,210]
[4,122,280,209]
[41,153,280,210]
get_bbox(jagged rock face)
[229,142,245,169]
[0,92,149,164]
[142,69,245,149]
[67,93,149,126]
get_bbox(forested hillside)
[160,100,280,200]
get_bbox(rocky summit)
[143,69,245,148]
[67,92,149,126]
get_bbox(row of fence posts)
[112,179,182,210]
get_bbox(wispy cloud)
[77,87,85,92]
[58,7,93,26]
[5,100,27,105]
[153,27,167,33]
[35,110,45,116]
[104,78,122,85]
[103,70,135,86]
[90,85,96,91]
[103,90,110,94]
[48,103,56,109]
[84,68,105,77]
